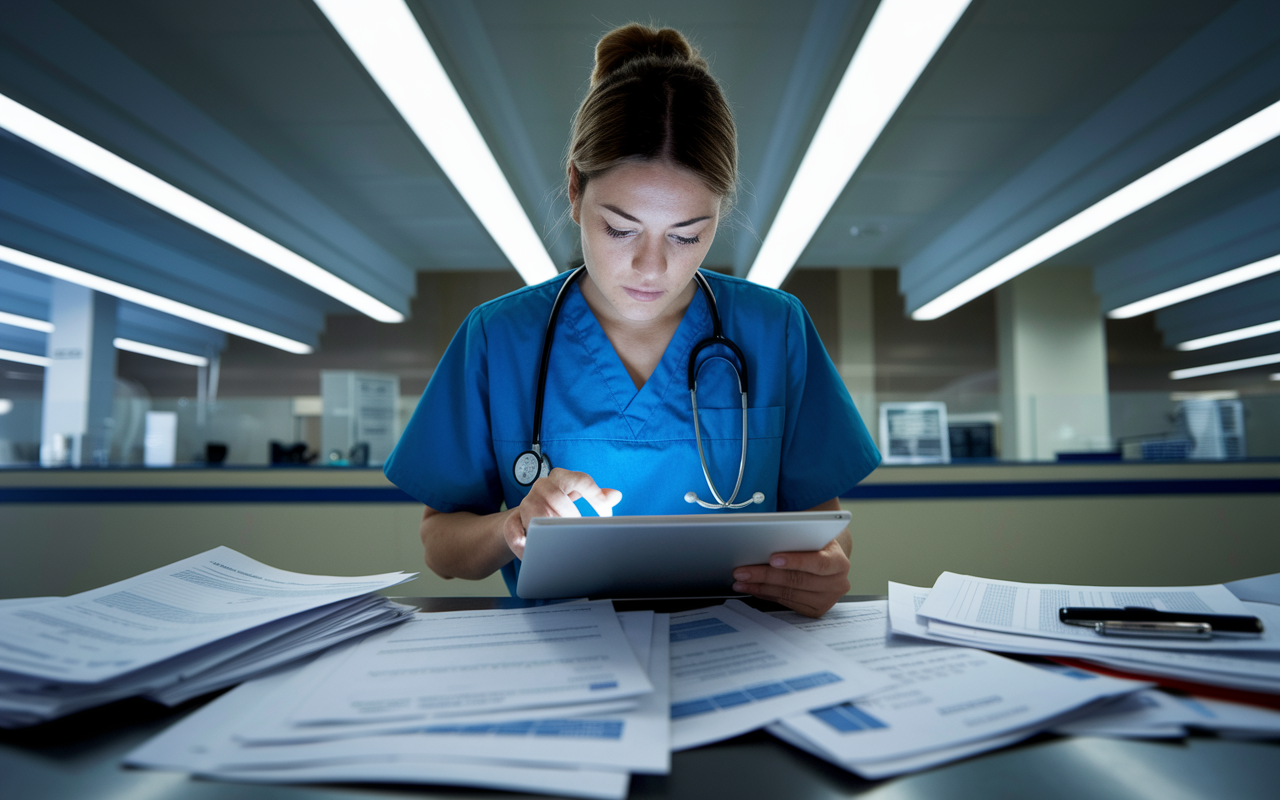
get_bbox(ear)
[568,164,582,225]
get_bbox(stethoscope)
[512,266,765,510]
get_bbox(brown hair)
[568,23,738,209]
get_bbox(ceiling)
[1,0,1278,381]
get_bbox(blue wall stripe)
[841,479,1279,500]
[0,478,1275,503]
[0,487,418,503]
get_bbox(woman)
[384,23,880,618]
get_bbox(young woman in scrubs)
[384,24,880,618]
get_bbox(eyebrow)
[601,204,712,228]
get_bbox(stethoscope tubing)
[519,267,762,509]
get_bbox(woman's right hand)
[502,468,622,559]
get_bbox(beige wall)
[2,463,1277,598]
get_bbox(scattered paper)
[668,602,893,751]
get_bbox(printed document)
[213,611,670,776]
[894,583,1280,698]
[126,664,630,800]
[0,547,413,682]
[915,572,1276,652]
[766,600,1145,766]
[287,600,651,725]
[668,603,892,751]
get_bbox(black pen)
[1058,606,1265,639]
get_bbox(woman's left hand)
[731,537,851,618]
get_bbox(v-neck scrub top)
[384,270,881,594]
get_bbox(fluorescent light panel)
[315,0,558,287]
[913,98,1280,320]
[1171,352,1280,380]
[0,92,402,323]
[0,312,215,365]
[0,243,312,354]
[0,310,52,333]
[1177,318,1280,351]
[0,348,49,367]
[746,0,971,289]
[114,338,208,367]
[1112,252,1280,320]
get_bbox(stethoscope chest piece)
[513,447,551,487]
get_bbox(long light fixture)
[0,243,311,354]
[1171,352,1280,380]
[0,310,53,333]
[913,98,1280,320]
[1177,318,1280,351]
[0,92,403,323]
[747,0,970,289]
[1111,252,1280,320]
[0,348,49,367]
[114,338,209,367]
[315,0,558,286]
[0,311,215,365]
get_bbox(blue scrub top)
[384,270,881,594]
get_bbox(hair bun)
[591,23,706,85]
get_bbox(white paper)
[0,547,414,682]
[218,611,672,776]
[893,584,1280,694]
[768,718,1034,779]
[770,600,1145,765]
[1051,690,1196,739]
[1176,695,1280,737]
[668,603,893,751]
[287,601,652,725]
[125,667,629,800]
[915,572,1275,652]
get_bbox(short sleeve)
[384,309,503,514]
[777,298,881,511]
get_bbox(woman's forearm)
[419,506,516,580]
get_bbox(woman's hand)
[730,538,851,618]
[729,498,851,618]
[502,468,622,559]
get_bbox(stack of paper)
[129,601,669,800]
[0,547,416,728]
[892,573,1280,700]
[757,599,1148,777]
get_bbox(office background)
[0,0,1278,598]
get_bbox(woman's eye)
[604,223,633,239]
[672,234,701,246]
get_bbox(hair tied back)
[591,23,707,85]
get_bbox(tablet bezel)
[515,510,852,599]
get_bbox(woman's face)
[571,159,720,325]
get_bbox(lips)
[623,287,664,302]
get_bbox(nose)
[631,233,666,279]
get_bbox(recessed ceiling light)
[0,92,403,323]
[1170,352,1280,380]
[0,243,311,354]
[747,0,969,289]
[114,338,209,367]
[0,311,53,333]
[0,348,50,367]
[315,0,559,287]
[913,98,1280,320]
[1111,252,1280,320]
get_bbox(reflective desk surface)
[2,596,1278,800]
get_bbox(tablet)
[515,510,852,599]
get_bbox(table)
[2,596,1278,800]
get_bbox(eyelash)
[603,223,700,246]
